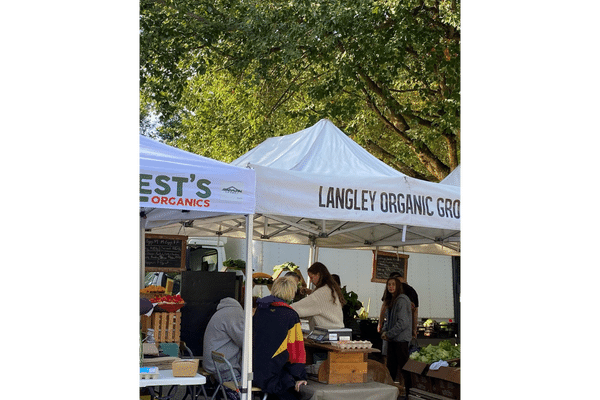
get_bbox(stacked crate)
[141,312,181,344]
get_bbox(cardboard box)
[403,359,432,392]
[427,366,460,399]
[172,358,199,377]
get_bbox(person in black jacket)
[140,298,153,315]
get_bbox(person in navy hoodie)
[253,276,308,400]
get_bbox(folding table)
[140,369,207,400]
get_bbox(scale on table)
[306,326,352,343]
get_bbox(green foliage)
[140,0,460,180]
[223,259,246,269]
[253,277,274,285]
[341,285,363,319]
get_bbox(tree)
[140,0,460,181]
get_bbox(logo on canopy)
[220,182,244,202]
[222,186,242,194]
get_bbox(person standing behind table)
[378,272,419,367]
[253,276,308,400]
[401,277,419,340]
[203,297,245,383]
[378,272,419,339]
[381,276,412,390]
[284,271,306,303]
[291,262,345,330]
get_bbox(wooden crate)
[427,366,460,399]
[318,351,368,384]
[141,312,181,343]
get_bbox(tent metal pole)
[241,214,254,400]
[140,216,146,290]
[308,237,318,266]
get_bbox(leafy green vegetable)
[409,340,460,364]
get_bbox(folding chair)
[179,343,209,400]
[211,351,267,400]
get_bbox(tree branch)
[266,63,327,118]
[357,69,411,132]
[365,140,434,181]
[358,73,451,180]
[441,129,459,170]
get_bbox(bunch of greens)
[224,259,246,269]
[273,262,299,273]
[409,340,460,364]
[253,277,274,285]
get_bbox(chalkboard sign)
[144,234,187,272]
[371,250,409,283]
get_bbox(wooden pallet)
[141,312,181,343]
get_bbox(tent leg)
[253,240,264,273]
[308,240,318,266]
[241,214,254,400]
[140,217,146,290]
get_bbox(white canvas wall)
[226,238,456,320]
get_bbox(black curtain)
[180,271,237,356]
[452,256,462,343]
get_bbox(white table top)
[140,369,207,387]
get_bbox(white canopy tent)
[139,135,256,400]
[440,164,460,187]
[140,134,256,226]
[149,119,460,256]
[142,124,459,397]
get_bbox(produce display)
[149,294,184,304]
[409,340,460,364]
[140,285,166,293]
[149,294,185,312]
[253,277,274,285]
[423,318,435,328]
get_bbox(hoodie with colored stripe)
[252,295,307,396]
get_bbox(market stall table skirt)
[299,380,398,400]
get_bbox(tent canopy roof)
[148,121,460,255]
[440,164,460,187]
[234,119,403,178]
[140,135,255,229]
